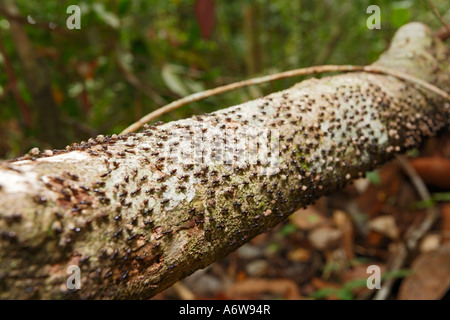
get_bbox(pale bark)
[0,23,449,299]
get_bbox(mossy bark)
[0,23,449,299]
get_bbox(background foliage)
[0,0,448,158]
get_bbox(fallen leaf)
[235,270,246,282]
[287,248,311,262]
[367,229,384,247]
[419,234,441,253]
[290,205,329,231]
[398,243,450,300]
[245,259,269,277]
[357,163,402,217]
[226,278,302,300]
[409,157,450,189]
[367,215,399,240]
[308,227,342,251]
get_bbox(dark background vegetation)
[0,0,447,158]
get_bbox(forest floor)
[153,128,450,300]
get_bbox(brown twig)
[120,64,450,135]
[425,0,450,34]
[373,154,439,300]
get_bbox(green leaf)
[279,223,297,236]
[161,64,190,97]
[366,171,381,186]
[348,257,372,266]
[0,19,9,30]
[336,288,354,300]
[414,192,450,208]
[382,269,412,280]
[307,214,319,224]
[406,149,420,158]
[266,242,280,255]
[343,278,367,290]
[412,198,436,209]
[309,288,336,299]
[322,262,340,273]
[93,3,120,29]
[118,0,131,15]
[390,1,412,28]
[432,192,450,202]
[184,78,205,94]
[68,83,84,98]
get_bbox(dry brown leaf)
[308,227,342,251]
[419,234,441,253]
[367,230,384,247]
[235,270,246,282]
[245,259,269,277]
[357,163,402,218]
[226,278,303,300]
[367,215,399,240]
[398,243,450,300]
[409,157,450,189]
[289,205,329,231]
[287,248,311,262]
